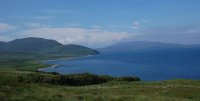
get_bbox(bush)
[16,72,141,86]
[116,77,141,81]
[56,73,114,86]
[21,73,45,83]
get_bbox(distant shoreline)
[38,54,95,71]
[38,64,59,71]
[44,54,94,62]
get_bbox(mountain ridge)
[0,41,6,47]
[98,41,200,52]
[0,37,99,56]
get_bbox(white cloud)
[91,25,102,29]
[107,25,123,28]
[0,36,12,41]
[18,27,133,48]
[135,26,200,44]
[67,22,81,27]
[28,23,41,27]
[141,19,151,23]
[134,21,140,25]
[12,15,54,20]
[0,22,17,32]
[23,22,49,28]
[34,16,54,20]
[40,9,72,14]
[130,21,140,30]
[2,21,199,48]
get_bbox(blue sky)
[0,0,200,48]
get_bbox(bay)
[42,49,200,81]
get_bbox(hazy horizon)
[0,0,200,48]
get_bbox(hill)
[0,37,62,52]
[0,37,99,56]
[1,71,200,101]
[0,39,199,101]
[42,44,99,55]
[99,41,200,52]
[0,41,6,47]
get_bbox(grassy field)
[0,52,200,101]
[1,72,200,101]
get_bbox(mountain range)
[0,37,99,56]
[0,41,6,46]
[98,41,200,52]
[1,37,200,57]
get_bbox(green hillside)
[0,37,62,52]
[0,70,200,101]
[0,52,199,101]
[42,44,99,55]
[0,38,199,101]
[0,37,99,57]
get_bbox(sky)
[0,0,200,48]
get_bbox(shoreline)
[38,64,60,71]
[44,54,94,62]
[38,54,95,71]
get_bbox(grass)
[1,76,200,101]
[0,52,200,101]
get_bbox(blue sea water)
[42,49,200,81]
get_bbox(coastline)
[38,54,95,72]
[44,54,94,62]
[38,64,59,71]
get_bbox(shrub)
[116,77,141,81]
[16,72,141,86]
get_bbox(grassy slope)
[0,52,51,71]
[1,72,200,101]
[0,53,200,101]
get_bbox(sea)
[42,49,200,81]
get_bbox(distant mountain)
[0,41,6,47]
[41,44,99,55]
[0,37,62,52]
[0,37,99,56]
[98,41,200,52]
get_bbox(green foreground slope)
[0,71,200,101]
[0,46,200,101]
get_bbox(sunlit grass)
[1,80,200,101]
[0,53,200,101]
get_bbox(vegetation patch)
[0,38,199,101]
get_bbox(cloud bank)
[18,27,132,48]
[0,22,200,48]
[0,22,17,32]
[135,26,200,44]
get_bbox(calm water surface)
[42,50,200,81]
